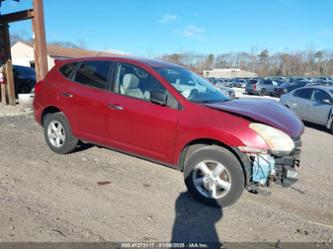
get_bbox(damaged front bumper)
[239,136,302,191]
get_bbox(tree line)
[10,32,333,77]
[159,48,333,77]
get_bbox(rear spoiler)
[54,58,71,65]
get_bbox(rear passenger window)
[59,63,78,78]
[74,61,111,90]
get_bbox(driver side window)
[114,63,165,100]
[113,63,178,108]
[312,89,331,103]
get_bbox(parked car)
[245,79,278,96]
[33,57,303,207]
[213,83,236,99]
[233,79,247,88]
[273,81,308,97]
[222,79,234,88]
[13,65,36,95]
[280,86,333,133]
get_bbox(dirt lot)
[0,113,332,243]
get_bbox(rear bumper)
[245,89,257,94]
[32,99,43,126]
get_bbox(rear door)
[59,60,115,144]
[263,80,274,93]
[105,62,179,163]
[290,88,314,121]
[308,89,332,125]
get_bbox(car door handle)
[107,104,124,111]
[62,92,74,98]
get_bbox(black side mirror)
[150,90,167,106]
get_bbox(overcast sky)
[1,0,333,56]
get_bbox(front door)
[106,62,179,163]
[308,89,332,125]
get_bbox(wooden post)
[0,23,6,105]
[32,0,48,81]
[0,66,6,105]
[1,23,16,105]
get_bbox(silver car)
[245,79,278,96]
[280,86,333,133]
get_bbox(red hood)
[205,99,304,138]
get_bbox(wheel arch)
[177,138,250,187]
[41,106,63,126]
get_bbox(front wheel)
[43,112,79,154]
[183,146,245,207]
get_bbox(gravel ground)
[0,114,332,243]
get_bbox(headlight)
[249,123,295,154]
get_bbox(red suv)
[33,57,304,207]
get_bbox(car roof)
[55,56,183,69]
[303,85,333,91]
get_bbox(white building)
[11,41,117,70]
[203,68,257,78]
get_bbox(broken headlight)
[249,123,295,155]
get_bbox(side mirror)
[150,90,167,106]
[321,99,332,105]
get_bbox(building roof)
[46,44,118,58]
[53,56,183,69]
[12,40,119,58]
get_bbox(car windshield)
[156,67,230,103]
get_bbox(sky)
[1,0,333,56]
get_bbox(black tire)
[43,112,78,154]
[19,84,31,94]
[183,146,245,208]
[259,89,267,96]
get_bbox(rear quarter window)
[59,63,78,79]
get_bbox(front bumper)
[273,140,301,187]
[242,136,302,188]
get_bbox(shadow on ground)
[74,142,95,153]
[171,192,223,246]
[303,121,331,134]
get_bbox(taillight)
[34,80,43,94]
[253,84,256,90]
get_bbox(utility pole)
[2,23,15,105]
[32,0,48,81]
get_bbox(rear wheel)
[259,89,267,96]
[183,146,245,207]
[43,113,78,154]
